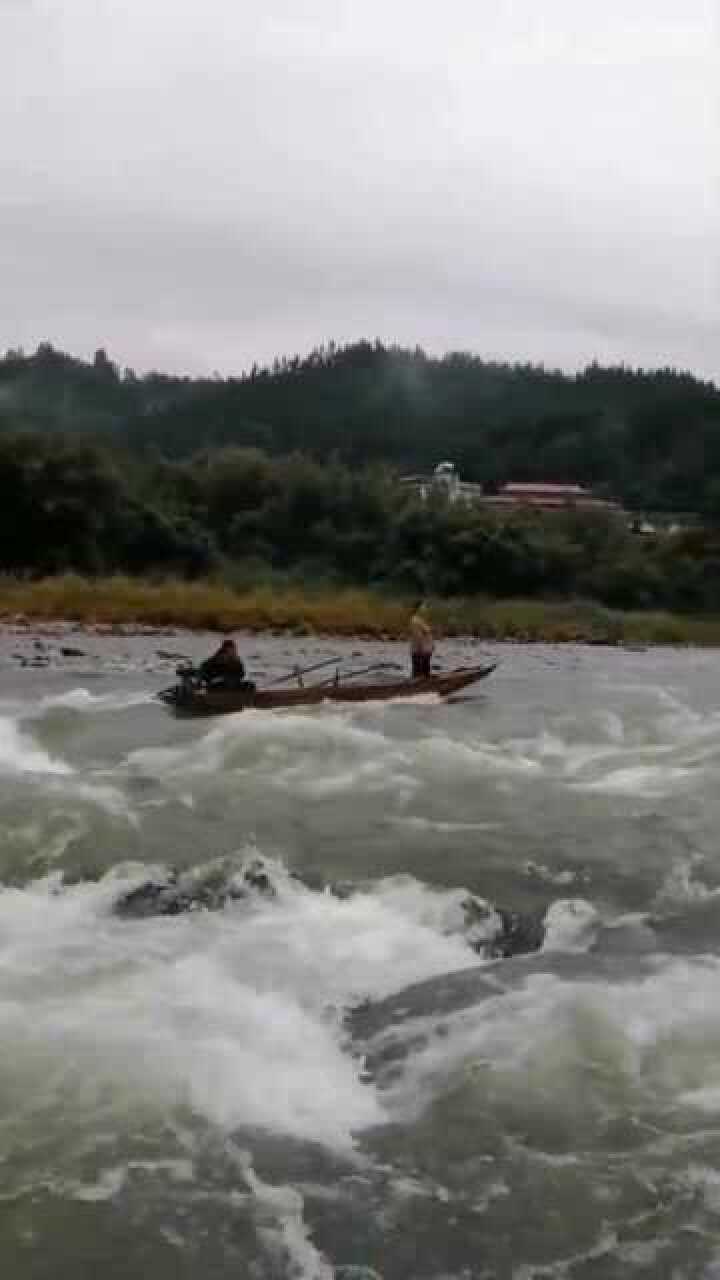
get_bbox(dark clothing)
[201,654,245,680]
[412,652,432,679]
[200,645,245,685]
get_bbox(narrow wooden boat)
[157,663,497,717]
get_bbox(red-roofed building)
[398,467,625,516]
[484,482,623,514]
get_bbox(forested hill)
[2,340,720,512]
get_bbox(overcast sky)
[1,0,717,379]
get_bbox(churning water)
[3,631,720,1278]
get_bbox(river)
[2,629,720,1278]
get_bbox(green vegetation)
[1,340,720,628]
[3,575,720,646]
[3,340,720,513]
[2,429,720,615]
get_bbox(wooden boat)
[157,663,497,717]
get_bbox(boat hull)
[157,664,497,717]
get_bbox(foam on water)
[239,1152,335,1280]
[127,708,411,780]
[0,857,488,1153]
[654,855,720,907]
[568,762,697,797]
[542,899,599,952]
[524,861,584,887]
[0,715,72,776]
[0,686,152,722]
[123,709,423,816]
[392,816,500,834]
[0,705,141,832]
[378,955,720,1132]
[122,683,720,809]
[5,650,720,1273]
[35,687,153,715]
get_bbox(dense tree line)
[3,431,720,614]
[2,340,720,515]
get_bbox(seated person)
[199,637,246,687]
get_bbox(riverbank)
[1,573,720,645]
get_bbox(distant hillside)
[2,339,720,513]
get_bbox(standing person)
[409,600,434,678]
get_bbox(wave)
[7,846,709,1162]
[36,687,153,714]
[0,715,72,776]
[0,853,508,1153]
[365,952,720,1141]
[0,686,152,720]
[123,684,720,806]
[4,671,717,824]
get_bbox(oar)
[265,655,343,688]
[340,661,395,681]
[314,661,396,688]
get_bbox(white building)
[398,461,484,503]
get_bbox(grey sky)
[1,0,717,378]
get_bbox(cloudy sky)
[1,0,717,378]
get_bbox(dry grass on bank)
[0,575,407,636]
[1,574,720,645]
